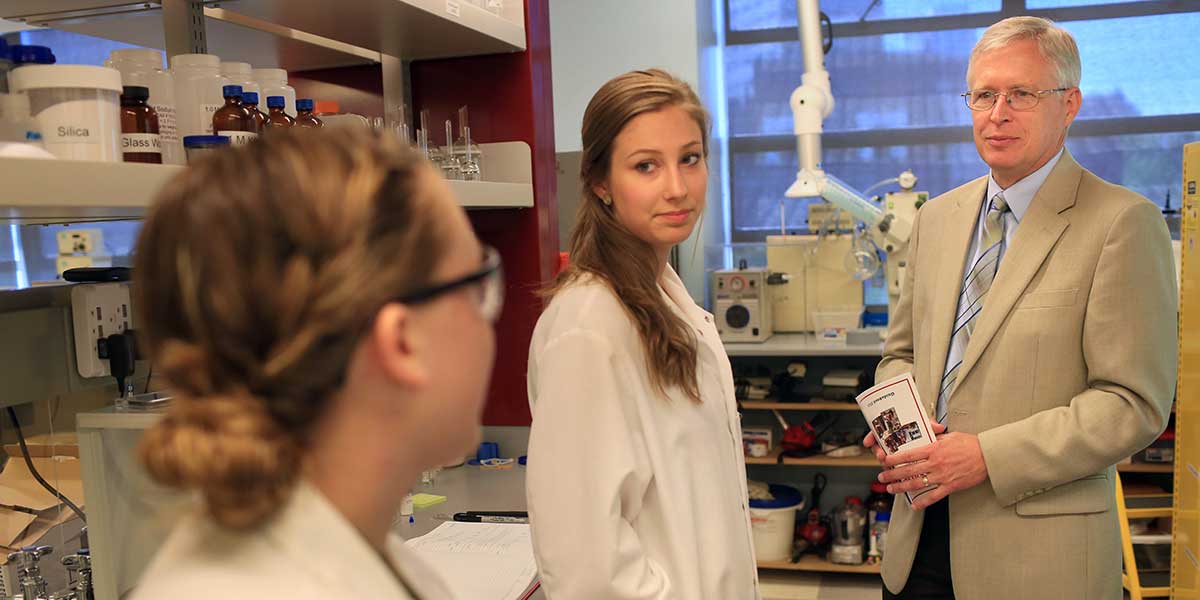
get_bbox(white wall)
[549,0,727,304]
[549,0,702,154]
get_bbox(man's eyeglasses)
[961,87,1070,112]
[396,245,504,323]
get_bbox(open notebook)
[405,521,539,599]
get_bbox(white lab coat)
[526,265,760,600]
[130,480,454,600]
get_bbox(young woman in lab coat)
[526,69,759,599]
[127,128,500,599]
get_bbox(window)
[720,2,1200,241]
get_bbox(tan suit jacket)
[877,150,1177,600]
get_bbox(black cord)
[144,364,153,395]
[5,406,87,523]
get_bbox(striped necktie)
[936,192,1010,423]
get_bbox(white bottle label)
[202,103,224,134]
[51,124,98,144]
[151,103,179,144]
[217,130,259,146]
[122,133,162,153]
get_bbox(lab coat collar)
[265,480,417,598]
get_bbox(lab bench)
[75,406,542,600]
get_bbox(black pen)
[453,511,529,523]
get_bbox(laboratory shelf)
[758,554,882,575]
[0,156,534,223]
[744,447,881,468]
[745,446,783,465]
[740,400,861,411]
[0,157,183,223]
[781,454,880,468]
[724,332,883,357]
[2,0,526,70]
[1117,462,1175,473]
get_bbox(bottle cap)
[121,86,150,101]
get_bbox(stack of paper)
[406,521,538,600]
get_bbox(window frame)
[721,0,1200,241]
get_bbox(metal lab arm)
[783,0,911,252]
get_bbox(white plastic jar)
[170,54,228,139]
[107,49,184,165]
[252,68,296,118]
[219,61,260,97]
[9,65,123,162]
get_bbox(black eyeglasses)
[396,245,504,322]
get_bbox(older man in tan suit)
[866,16,1178,600]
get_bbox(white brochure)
[856,372,938,504]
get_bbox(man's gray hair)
[968,16,1081,88]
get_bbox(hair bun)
[139,389,301,529]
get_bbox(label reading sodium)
[122,133,162,153]
[217,130,259,146]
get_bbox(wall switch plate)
[57,229,104,255]
[70,283,132,378]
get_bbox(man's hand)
[871,425,990,510]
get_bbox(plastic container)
[295,98,323,128]
[0,92,43,145]
[119,86,161,164]
[812,306,864,344]
[314,101,370,129]
[9,65,123,162]
[106,48,183,165]
[748,484,805,562]
[220,62,260,96]
[252,68,295,117]
[0,38,12,93]
[171,54,228,139]
[183,135,230,163]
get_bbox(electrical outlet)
[57,228,104,255]
[71,282,132,379]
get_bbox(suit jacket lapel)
[952,151,1081,396]
[927,176,988,416]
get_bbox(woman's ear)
[591,181,610,203]
[363,303,430,389]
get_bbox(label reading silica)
[53,125,97,144]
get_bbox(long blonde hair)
[550,69,711,403]
[134,128,446,529]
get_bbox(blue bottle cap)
[222,84,243,97]
[183,135,231,148]
[875,512,890,522]
[296,98,314,111]
[241,91,259,105]
[9,45,56,66]
[266,95,286,109]
[0,38,8,60]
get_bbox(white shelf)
[2,0,526,71]
[724,332,884,357]
[0,155,534,223]
[76,405,166,431]
[449,180,533,208]
[0,158,183,223]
